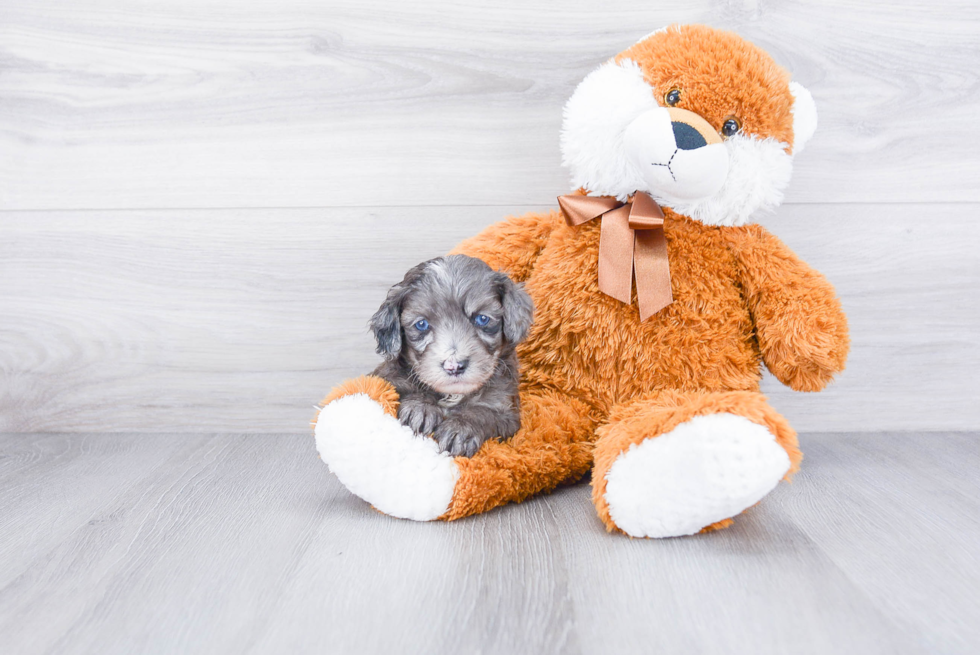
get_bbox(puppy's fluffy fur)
[370,255,534,457]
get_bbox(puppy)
[369,255,534,457]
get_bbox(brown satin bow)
[557,191,673,321]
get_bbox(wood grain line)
[1,203,977,433]
[1,1,978,209]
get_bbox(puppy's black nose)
[443,359,468,376]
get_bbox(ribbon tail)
[633,226,673,320]
[597,204,634,304]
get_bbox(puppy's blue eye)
[414,319,429,331]
[473,314,491,327]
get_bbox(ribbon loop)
[627,190,665,230]
[557,194,621,226]
[557,191,673,321]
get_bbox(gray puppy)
[370,255,534,457]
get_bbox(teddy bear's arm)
[449,210,558,282]
[727,225,850,392]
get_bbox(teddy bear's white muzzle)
[624,107,729,202]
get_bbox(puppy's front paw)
[434,419,490,458]
[398,399,444,435]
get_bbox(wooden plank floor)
[1,432,976,655]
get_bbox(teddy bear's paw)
[314,393,459,521]
[603,413,790,538]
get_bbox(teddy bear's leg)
[314,379,595,522]
[315,375,401,419]
[314,375,462,521]
[590,390,802,538]
[440,387,596,520]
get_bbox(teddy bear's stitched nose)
[672,121,708,150]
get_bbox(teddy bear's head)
[560,24,817,226]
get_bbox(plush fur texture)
[561,59,660,203]
[315,24,848,537]
[314,388,459,521]
[590,390,801,535]
[561,24,817,226]
[789,82,818,153]
[602,413,791,538]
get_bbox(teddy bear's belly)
[517,224,761,412]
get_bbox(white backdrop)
[1,0,978,432]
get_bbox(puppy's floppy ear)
[370,262,426,360]
[369,292,403,360]
[495,272,534,345]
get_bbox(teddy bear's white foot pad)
[314,394,459,521]
[603,413,790,538]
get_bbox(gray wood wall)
[2,0,978,433]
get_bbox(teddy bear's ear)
[789,82,818,154]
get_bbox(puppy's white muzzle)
[624,107,729,202]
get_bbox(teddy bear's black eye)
[722,118,741,137]
[664,88,681,106]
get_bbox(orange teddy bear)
[314,24,849,537]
